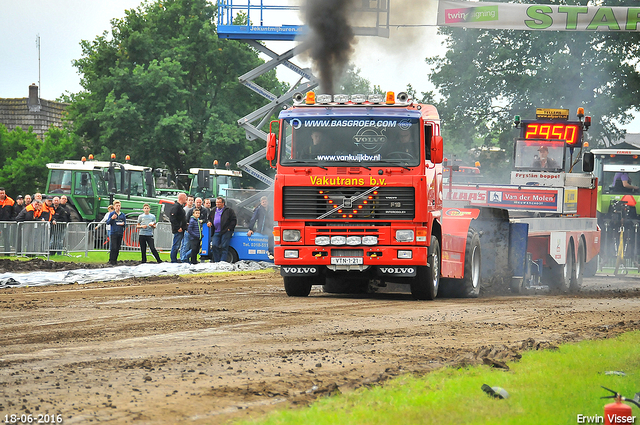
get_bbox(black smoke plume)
[302,0,356,94]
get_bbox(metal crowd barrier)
[0,220,174,257]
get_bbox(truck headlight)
[346,236,362,246]
[284,250,299,258]
[362,236,378,245]
[282,229,301,242]
[330,236,346,245]
[398,250,413,259]
[395,230,414,242]
[315,236,330,246]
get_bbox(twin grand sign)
[437,1,640,31]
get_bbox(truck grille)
[282,187,415,220]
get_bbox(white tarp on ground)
[0,261,278,289]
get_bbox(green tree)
[426,0,640,161]
[67,0,286,186]
[0,124,84,196]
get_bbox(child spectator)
[136,203,162,264]
[187,208,203,265]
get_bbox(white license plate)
[331,257,363,265]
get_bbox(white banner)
[437,0,640,31]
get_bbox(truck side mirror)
[582,152,594,172]
[266,133,277,165]
[431,136,444,164]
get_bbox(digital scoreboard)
[522,122,582,146]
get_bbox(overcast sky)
[1,0,638,132]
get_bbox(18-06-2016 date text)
[4,414,63,424]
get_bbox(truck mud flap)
[280,266,321,277]
[376,266,417,278]
[470,207,512,282]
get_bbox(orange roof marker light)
[88,154,94,160]
[577,107,585,118]
[385,91,395,105]
[305,92,316,105]
[125,155,131,162]
[111,153,116,160]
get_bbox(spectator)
[17,200,44,222]
[180,195,196,262]
[246,196,274,259]
[0,188,16,251]
[14,195,25,217]
[187,208,203,264]
[34,193,43,202]
[52,197,70,223]
[136,203,162,264]
[24,194,32,206]
[106,200,126,266]
[188,197,209,223]
[50,196,69,255]
[208,197,237,263]
[41,196,55,222]
[203,198,212,210]
[169,193,187,263]
[0,188,16,221]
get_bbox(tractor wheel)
[66,204,82,222]
[283,276,312,297]
[226,247,239,264]
[410,236,440,300]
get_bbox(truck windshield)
[598,156,640,194]
[280,117,421,167]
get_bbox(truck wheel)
[550,242,574,293]
[410,236,440,300]
[439,230,481,298]
[283,277,312,297]
[227,247,239,264]
[584,254,598,277]
[571,239,585,292]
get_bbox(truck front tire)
[283,276,312,297]
[410,236,440,300]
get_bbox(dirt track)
[1,269,639,424]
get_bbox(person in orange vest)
[0,187,16,221]
[16,200,45,222]
[40,196,55,222]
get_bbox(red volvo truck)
[266,93,599,298]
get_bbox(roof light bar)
[351,94,366,104]
[334,94,349,104]
[316,94,332,104]
[368,94,384,104]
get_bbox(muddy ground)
[0,263,639,424]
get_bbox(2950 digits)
[4,414,63,424]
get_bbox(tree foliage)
[426,0,640,162]
[67,0,286,186]
[0,124,84,197]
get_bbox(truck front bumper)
[275,245,428,278]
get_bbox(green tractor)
[591,147,640,270]
[45,158,174,222]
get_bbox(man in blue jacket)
[207,197,237,262]
[106,200,126,266]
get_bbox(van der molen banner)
[437,0,640,31]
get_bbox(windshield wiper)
[379,160,412,170]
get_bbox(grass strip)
[244,331,640,425]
